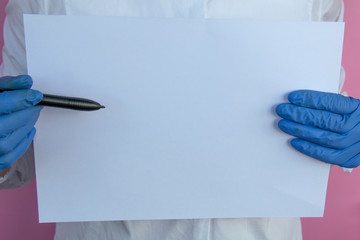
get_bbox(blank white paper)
[24,15,344,223]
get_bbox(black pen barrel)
[39,94,105,111]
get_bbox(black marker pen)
[40,93,105,111]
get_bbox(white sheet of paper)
[24,15,344,223]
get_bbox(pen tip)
[100,105,105,109]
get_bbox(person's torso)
[4,0,343,239]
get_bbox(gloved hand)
[276,90,360,168]
[0,75,43,171]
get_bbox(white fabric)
[0,0,344,239]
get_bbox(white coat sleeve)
[323,0,346,92]
[320,0,344,22]
[0,0,43,188]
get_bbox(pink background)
[0,1,360,239]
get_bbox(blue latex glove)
[0,75,43,171]
[276,90,360,168]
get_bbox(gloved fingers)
[276,103,347,132]
[291,138,360,168]
[0,112,40,155]
[0,89,43,114]
[330,141,360,168]
[0,128,36,171]
[290,138,341,165]
[278,119,357,149]
[341,151,360,168]
[0,75,33,90]
[288,90,359,114]
[0,106,43,136]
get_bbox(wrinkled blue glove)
[276,90,360,168]
[0,75,43,171]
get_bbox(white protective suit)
[0,0,344,239]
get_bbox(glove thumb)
[0,75,33,90]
